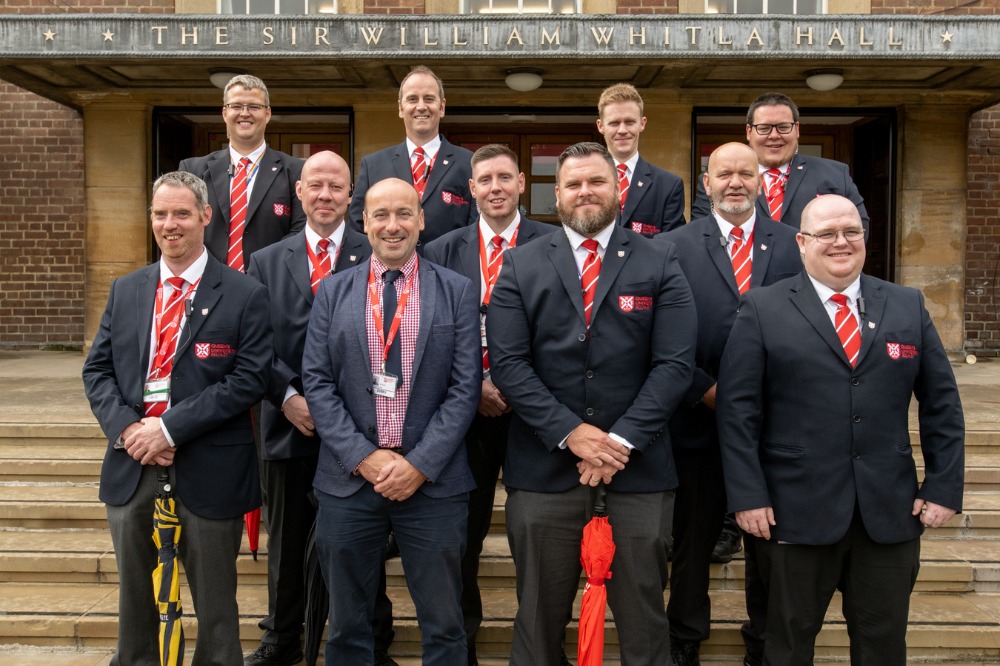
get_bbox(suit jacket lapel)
[352,261,373,374]
[548,231,587,326]
[136,265,158,373]
[591,227,629,323]
[459,224,481,286]
[789,272,853,368]
[750,219,776,288]
[285,236,314,306]
[391,143,412,184]
[856,274,885,366]
[209,152,232,221]
[247,148,280,223]
[780,155,807,222]
[175,256,223,361]
[702,219,740,297]
[423,137,453,204]
[620,157,652,224]
[335,230,368,272]
[411,259,436,381]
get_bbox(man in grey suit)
[717,194,964,665]
[347,66,476,246]
[303,177,481,665]
[244,151,377,666]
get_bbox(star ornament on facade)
[42,29,56,42]
[940,30,954,44]
[102,30,115,42]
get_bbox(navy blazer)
[302,257,481,499]
[486,226,697,494]
[347,136,476,246]
[619,155,686,236]
[422,215,555,285]
[247,227,372,461]
[179,146,306,264]
[83,254,273,520]
[660,215,801,451]
[691,153,870,231]
[716,272,965,545]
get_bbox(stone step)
[1,582,998,661]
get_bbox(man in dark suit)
[659,143,802,666]
[82,171,272,666]
[347,66,476,246]
[597,83,685,237]
[423,144,554,665]
[717,194,964,666]
[486,142,697,666]
[302,177,481,665]
[179,74,305,272]
[244,151,385,666]
[691,92,869,232]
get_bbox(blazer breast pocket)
[882,330,920,362]
[616,281,655,316]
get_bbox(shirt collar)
[159,246,208,286]
[563,221,615,253]
[370,251,419,282]
[759,162,790,176]
[304,222,346,253]
[809,274,862,307]
[713,211,757,242]
[406,135,442,161]
[618,152,640,176]
[229,142,266,167]
[478,212,521,246]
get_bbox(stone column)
[639,102,693,219]
[81,99,152,351]
[898,103,968,352]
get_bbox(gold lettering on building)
[360,26,384,45]
[859,26,872,46]
[400,26,407,46]
[452,26,468,45]
[541,27,560,44]
[889,27,903,46]
[181,26,198,45]
[828,28,844,46]
[796,26,813,46]
[507,27,524,45]
[424,27,438,45]
[685,26,701,44]
[747,27,763,46]
[151,26,167,45]
[483,26,489,45]
[315,27,330,45]
[262,26,274,45]
[663,26,670,46]
[630,27,646,45]
[215,26,228,45]
[717,27,732,45]
[291,26,297,46]
[591,26,614,45]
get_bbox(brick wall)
[965,106,1000,357]
[0,0,172,13]
[363,0,425,13]
[617,0,679,14]
[870,0,1000,14]
[0,82,85,349]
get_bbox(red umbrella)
[578,485,615,666]
[245,508,261,560]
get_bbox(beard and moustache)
[558,195,618,237]
[712,186,757,216]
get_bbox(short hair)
[471,144,519,171]
[598,83,644,117]
[223,74,270,107]
[153,171,210,210]
[556,142,615,181]
[399,66,445,101]
[746,92,799,125]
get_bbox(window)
[220,0,337,13]
[705,0,824,13]
[464,0,579,14]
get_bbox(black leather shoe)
[710,529,743,563]
[744,657,762,666]
[374,650,400,666]
[244,643,303,666]
[670,639,700,666]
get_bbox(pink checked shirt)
[366,253,420,450]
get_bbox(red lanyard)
[479,227,518,307]
[368,259,418,370]
[149,277,200,379]
[306,238,342,275]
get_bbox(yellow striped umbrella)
[152,474,185,666]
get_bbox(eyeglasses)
[800,229,865,244]
[223,103,268,113]
[749,122,797,135]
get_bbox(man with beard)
[659,143,802,666]
[486,142,697,666]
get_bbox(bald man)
[246,151,373,666]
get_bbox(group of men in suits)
[82,67,965,666]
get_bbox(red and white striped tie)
[482,235,504,370]
[411,146,429,199]
[831,293,861,367]
[228,157,251,272]
[617,163,629,211]
[145,277,187,418]
[763,168,787,222]
[730,226,752,295]
[310,239,332,295]
[581,239,601,328]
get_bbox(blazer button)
[852,450,861,459]
[585,407,595,416]
[853,415,862,423]
[366,387,373,394]
[585,370,594,379]
[578,333,587,342]
[851,378,860,386]
[367,426,376,434]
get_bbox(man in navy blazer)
[597,83,685,236]
[244,151,381,666]
[179,74,305,271]
[717,194,964,666]
[486,142,696,666]
[423,144,554,664]
[348,66,476,246]
[303,177,481,665]
[83,171,272,666]
[691,92,869,232]
[659,143,802,666]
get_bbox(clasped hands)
[569,423,630,487]
[360,449,427,502]
[121,419,174,466]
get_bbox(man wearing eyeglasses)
[179,74,305,272]
[716,194,964,666]
[692,92,869,232]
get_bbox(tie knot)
[317,238,330,253]
[582,239,600,254]
[166,277,186,292]
[491,235,504,250]
[731,227,744,241]
[413,146,425,158]
[766,167,783,178]
[240,157,251,168]
[830,293,849,308]
[384,269,402,285]
[617,163,627,176]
